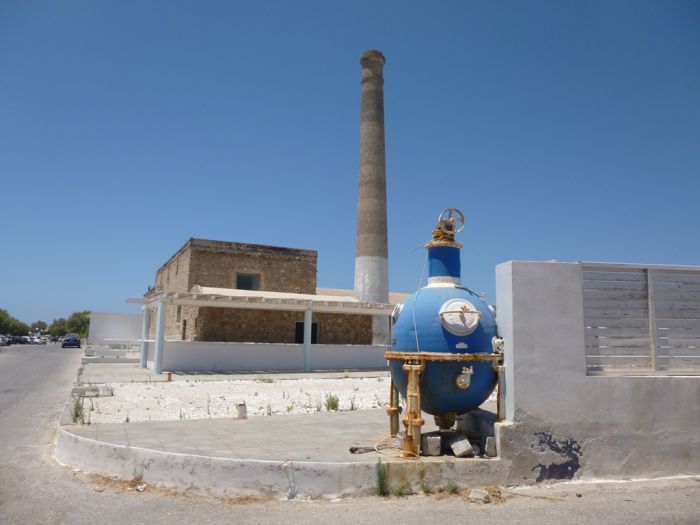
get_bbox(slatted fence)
[583,264,700,375]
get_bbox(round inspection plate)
[439,299,480,336]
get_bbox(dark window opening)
[295,322,319,344]
[182,320,187,340]
[236,273,260,290]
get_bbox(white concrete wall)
[88,312,142,346]
[496,261,700,482]
[146,341,388,372]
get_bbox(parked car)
[0,335,10,346]
[62,333,81,348]
[20,336,31,344]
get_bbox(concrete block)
[421,432,442,456]
[98,385,114,397]
[72,386,100,397]
[468,488,490,504]
[484,436,497,458]
[449,435,475,457]
[71,385,113,397]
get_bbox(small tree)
[0,309,30,335]
[30,321,47,333]
[48,318,68,337]
[66,311,90,338]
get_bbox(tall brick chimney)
[355,50,390,344]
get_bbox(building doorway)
[295,321,319,344]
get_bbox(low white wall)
[495,261,700,482]
[146,341,388,372]
[88,312,141,346]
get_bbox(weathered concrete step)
[55,409,509,499]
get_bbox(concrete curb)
[55,424,510,498]
[54,400,511,499]
[81,357,140,364]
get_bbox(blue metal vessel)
[389,209,498,418]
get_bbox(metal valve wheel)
[438,208,465,234]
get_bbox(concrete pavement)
[2,344,699,524]
[62,362,506,501]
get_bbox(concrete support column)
[355,49,390,344]
[154,301,166,374]
[139,306,151,368]
[303,308,312,372]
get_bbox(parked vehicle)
[20,336,31,344]
[0,335,10,346]
[62,333,81,348]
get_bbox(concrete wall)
[495,261,700,483]
[88,312,142,346]
[146,341,387,372]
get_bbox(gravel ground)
[81,376,396,424]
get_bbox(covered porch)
[128,287,394,374]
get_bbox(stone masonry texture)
[147,238,371,344]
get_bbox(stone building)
[145,238,376,344]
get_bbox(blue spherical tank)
[390,211,498,417]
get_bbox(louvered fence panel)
[653,271,700,373]
[583,268,652,374]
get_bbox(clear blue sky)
[1,1,699,324]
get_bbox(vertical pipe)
[402,361,424,457]
[355,50,390,345]
[497,365,506,422]
[303,308,312,372]
[154,301,166,374]
[139,306,151,368]
[387,378,400,437]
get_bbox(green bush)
[376,459,389,497]
[324,393,339,411]
[392,482,414,497]
[446,480,460,495]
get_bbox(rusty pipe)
[387,378,400,437]
[401,360,424,457]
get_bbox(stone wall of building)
[188,240,317,294]
[154,244,191,294]
[146,238,374,345]
[197,308,372,345]
[198,308,303,343]
[313,313,372,345]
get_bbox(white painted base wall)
[146,341,388,372]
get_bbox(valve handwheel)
[438,208,465,235]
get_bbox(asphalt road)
[0,343,698,525]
